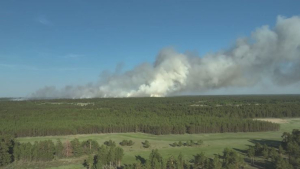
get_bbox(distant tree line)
[1,95,295,137]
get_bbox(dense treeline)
[0,136,124,168]
[2,95,300,137]
[97,148,245,169]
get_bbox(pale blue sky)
[1,0,300,97]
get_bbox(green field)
[5,118,299,169]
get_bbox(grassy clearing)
[11,118,300,169]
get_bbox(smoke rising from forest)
[32,16,300,98]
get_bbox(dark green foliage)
[222,148,245,169]
[149,149,164,169]
[192,150,241,169]
[55,139,64,158]
[278,145,284,155]
[247,146,255,165]
[143,140,150,148]
[1,95,295,137]
[13,140,55,162]
[70,138,83,157]
[0,135,14,166]
[177,152,184,169]
[115,147,124,167]
[171,140,203,147]
[178,141,183,147]
[96,145,108,167]
[245,129,300,169]
[104,139,116,147]
[269,147,278,161]
[120,139,134,146]
[128,140,134,146]
[3,137,126,167]
[83,154,95,169]
[39,140,55,161]
[193,152,209,168]
[170,142,178,147]
[82,139,99,154]
[280,129,300,168]
[254,142,263,156]
[212,155,222,169]
[166,156,177,169]
[89,144,124,168]
[120,140,128,146]
[274,156,294,169]
[138,149,245,169]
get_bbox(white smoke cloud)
[31,16,300,98]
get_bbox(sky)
[1,0,300,97]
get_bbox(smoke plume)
[32,16,300,98]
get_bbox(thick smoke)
[32,16,300,98]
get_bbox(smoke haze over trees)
[32,16,300,98]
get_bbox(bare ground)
[254,118,288,124]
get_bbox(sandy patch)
[74,102,94,106]
[255,118,288,124]
[190,104,207,107]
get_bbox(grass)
[8,118,300,169]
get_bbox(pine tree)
[222,148,245,169]
[212,155,222,169]
[177,152,183,169]
[115,147,124,167]
[193,152,207,168]
[97,145,108,165]
[107,146,116,168]
[247,147,255,165]
[278,145,284,156]
[55,139,64,158]
[85,154,94,169]
[166,156,177,169]
[149,149,164,169]
[32,141,38,161]
[70,138,82,157]
[133,160,142,169]
[13,142,21,162]
[275,156,294,169]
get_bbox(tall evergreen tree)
[71,138,82,157]
[247,146,255,165]
[149,149,164,169]
[55,139,64,158]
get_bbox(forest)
[1,95,300,137]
